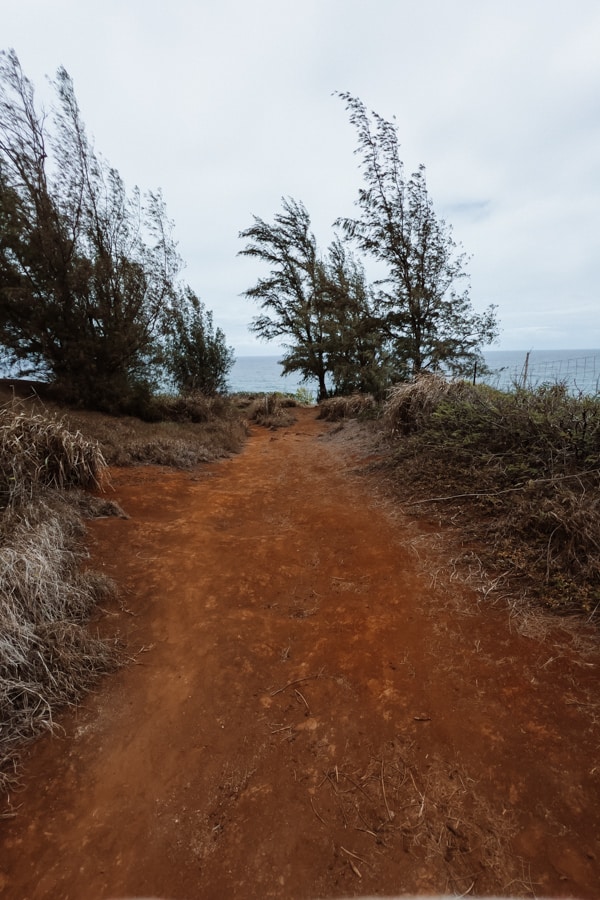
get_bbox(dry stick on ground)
[405,468,600,507]
[380,759,395,822]
[269,669,325,696]
[340,845,370,867]
[294,688,310,714]
[309,796,327,827]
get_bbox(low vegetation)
[237,392,300,429]
[378,376,600,617]
[318,393,378,422]
[0,383,248,468]
[0,404,120,792]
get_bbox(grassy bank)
[322,377,600,618]
[0,406,120,792]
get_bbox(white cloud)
[2,0,599,352]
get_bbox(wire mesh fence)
[481,352,600,396]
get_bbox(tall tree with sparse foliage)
[240,198,399,398]
[239,197,331,399]
[0,49,182,410]
[336,92,499,378]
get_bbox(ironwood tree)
[319,237,394,397]
[336,92,499,378]
[163,286,234,395]
[239,197,331,399]
[239,197,394,399]
[0,50,231,411]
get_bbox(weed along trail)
[1,406,599,899]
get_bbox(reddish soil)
[1,407,599,899]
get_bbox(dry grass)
[63,404,247,468]
[378,375,600,617]
[242,393,298,429]
[318,393,378,422]
[0,383,248,469]
[0,383,249,794]
[0,407,106,508]
[0,495,119,793]
[382,375,480,435]
[312,740,529,897]
[0,399,123,793]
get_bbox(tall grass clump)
[383,376,600,615]
[318,393,378,422]
[0,405,118,793]
[243,393,298,429]
[0,407,105,507]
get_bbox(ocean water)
[228,356,312,396]
[228,350,600,397]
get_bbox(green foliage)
[0,50,182,410]
[0,50,232,413]
[240,96,500,400]
[415,381,600,474]
[239,199,394,400]
[336,93,499,377]
[239,197,331,400]
[319,238,396,398]
[163,287,234,396]
[294,386,315,405]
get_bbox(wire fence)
[481,353,600,396]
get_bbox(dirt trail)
[1,407,599,899]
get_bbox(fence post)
[521,351,530,388]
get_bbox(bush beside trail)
[0,382,248,468]
[329,376,600,618]
[0,407,120,792]
[237,392,300,429]
[318,393,378,422]
[387,377,600,616]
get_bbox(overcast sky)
[3,0,599,353]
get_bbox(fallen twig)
[270,669,325,696]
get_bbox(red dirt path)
[1,407,599,899]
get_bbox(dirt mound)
[1,407,598,898]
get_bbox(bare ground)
[1,406,599,899]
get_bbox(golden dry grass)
[0,383,250,793]
[0,382,248,469]
[0,407,106,507]
[318,393,378,422]
[0,397,117,791]
[243,393,298,429]
[378,375,600,617]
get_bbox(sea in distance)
[228,349,600,398]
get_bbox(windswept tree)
[320,238,393,397]
[0,50,182,410]
[336,92,499,378]
[163,287,234,395]
[239,197,397,399]
[239,197,331,399]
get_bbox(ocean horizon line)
[233,348,600,358]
